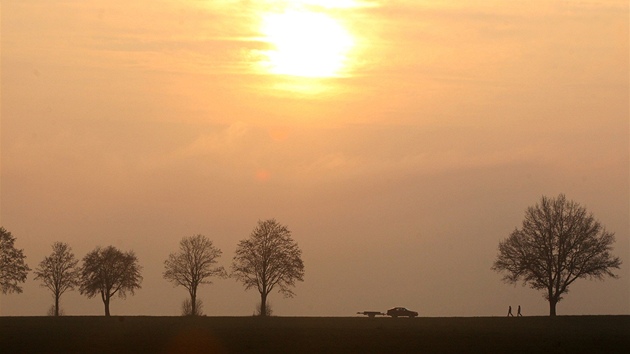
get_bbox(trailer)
[357,311,386,318]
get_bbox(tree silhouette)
[231,219,304,317]
[0,227,30,294]
[492,194,622,316]
[34,242,80,316]
[79,246,142,316]
[163,234,227,316]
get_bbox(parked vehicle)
[357,311,385,318]
[386,307,418,318]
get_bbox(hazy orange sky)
[1,0,628,317]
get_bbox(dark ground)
[1,315,628,353]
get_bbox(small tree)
[0,227,30,294]
[231,219,305,317]
[492,194,622,316]
[163,234,227,316]
[47,305,65,316]
[79,246,143,316]
[34,242,80,316]
[181,298,204,316]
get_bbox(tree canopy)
[34,242,80,316]
[79,246,143,316]
[0,227,30,295]
[231,219,305,316]
[492,194,622,316]
[163,234,227,316]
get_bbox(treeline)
[0,219,304,317]
[2,194,624,317]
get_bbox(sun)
[259,10,354,78]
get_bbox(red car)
[386,307,418,318]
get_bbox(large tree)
[492,194,622,316]
[163,234,227,316]
[0,227,30,294]
[231,219,305,317]
[34,242,80,316]
[79,246,142,316]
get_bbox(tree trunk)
[191,291,197,316]
[549,298,557,316]
[104,297,111,316]
[55,294,60,317]
[260,292,268,317]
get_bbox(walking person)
[507,306,514,317]
[517,305,522,317]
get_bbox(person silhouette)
[517,305,522,317]
[507,306,514,317]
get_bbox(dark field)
[1,315,628,353]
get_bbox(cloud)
[172,121,253,159]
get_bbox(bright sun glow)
[260,11,355,78]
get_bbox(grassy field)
[1,315,628,353]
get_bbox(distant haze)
[1,0,628,317]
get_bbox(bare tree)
[163,234,227,316]
[231,219,305,317]
[79,246,142,316]
[492,194,622,316]
[0,227,30,294]
[34,242,80,316]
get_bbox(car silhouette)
[386,307,418,318]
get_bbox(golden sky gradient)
[1,0,628,316]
